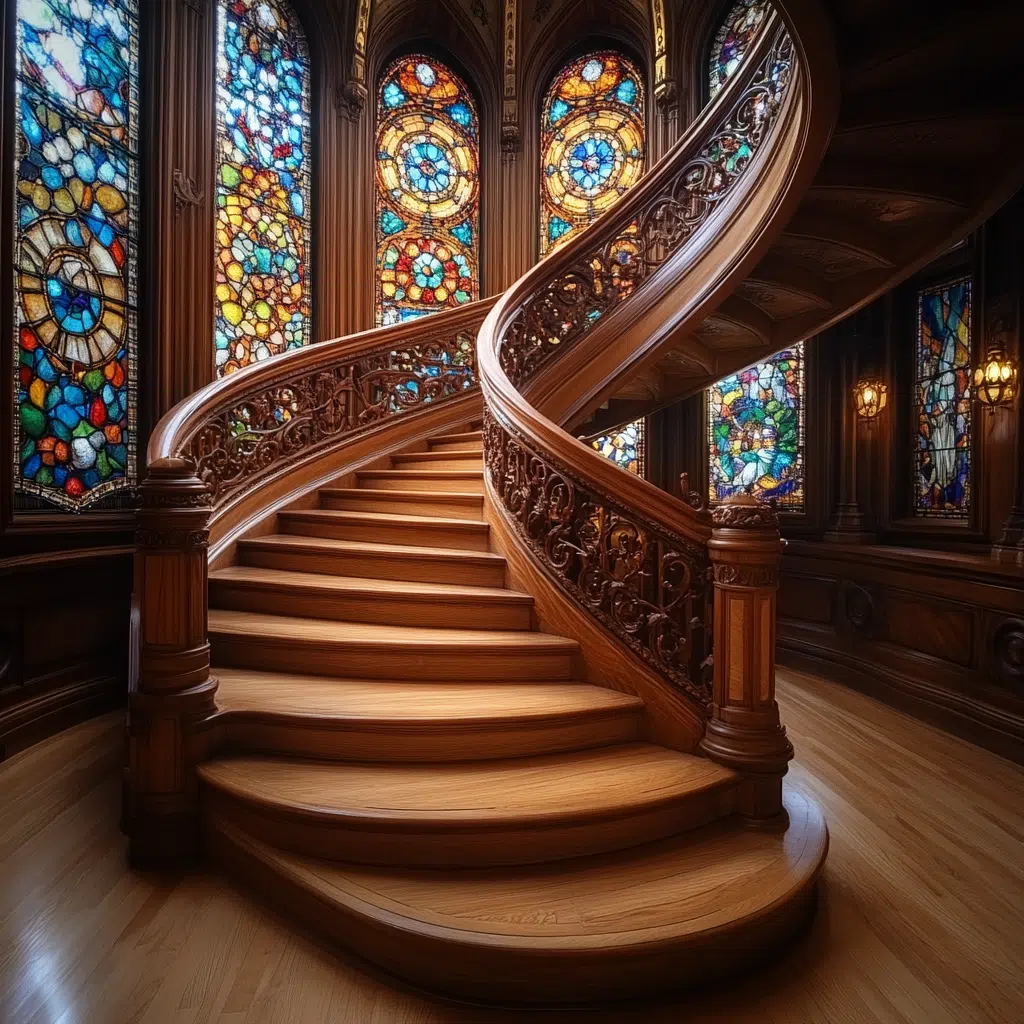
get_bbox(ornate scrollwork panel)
[484,409,712,708]
[181,330,477,505]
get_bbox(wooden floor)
[1,670,1022,1023]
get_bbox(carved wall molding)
[172,169,204,215]
[533,0,551,22]
[344,0,373,120]
[179,0,204,13]
[501,0,520,157]
[993,620,1024,688]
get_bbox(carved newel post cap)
[711,494,779,530]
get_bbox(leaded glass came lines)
[591,419,645,476]
[539,52,645,257]
[14,0,139,510]
[375,56,480,326]
[709,0,771,99]
[915,277,972,518]
[707,344,805,510]
[215,0,311,376]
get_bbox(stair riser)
[321,493,484,520]
[211,708,642,762]
[206,816,818,1004]
[428,438,482,453]
[209,635,575,681]
[208,582,532,631]
[202,781,737,867]
[391,454,484,471]
[357,474,485,495]
[239,545,506,587]
[279,515,491,552]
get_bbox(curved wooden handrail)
[478,7,837,715]
[146,298,496,514]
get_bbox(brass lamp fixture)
[974,342,1018,408]
[853,377,888,419]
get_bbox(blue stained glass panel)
[14,0,139,510]
[215,0,312,375]
[914,277,972,518]
[707,344,805,510]
[591,419,645,476]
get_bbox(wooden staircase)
[195,426,826,1003]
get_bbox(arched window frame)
[214,0,314,377]
[373,53,482,327]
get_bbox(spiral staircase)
[126,0,1024,1006]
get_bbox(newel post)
[700,495,793,825]
[126,457,218,866]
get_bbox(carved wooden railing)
[128,300,492,864]
[479,11,833,823]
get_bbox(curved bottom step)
[205,787,828,1005]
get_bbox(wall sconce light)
[853,377,888,419]
[974,344,1018,409]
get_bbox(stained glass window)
[539,52,645,257]
[707,344,805,510]
[591,419,645,476]
[914,278,972,518]
[215,0,311,376]
[375,56,480,326]
[14,0,138,510]
[709,0,771,99]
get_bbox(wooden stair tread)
[208,609,577,651]
[214,668,642,723]
[210,566,530,604]
[283,509,489,532]
[198,743,737,826]
[210,787,823,948]
[237,534,504,565]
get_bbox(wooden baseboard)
[0,672,125,762]
[777,642,1024,764]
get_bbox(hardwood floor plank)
[2,669,1023,1021]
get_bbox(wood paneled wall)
[649,193,1024,761]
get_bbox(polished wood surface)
[4,669,1022,1021]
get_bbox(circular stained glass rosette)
[378,235,475,311]
[18,217,127,369]
[543,112,643,220]
[377,114,478,223]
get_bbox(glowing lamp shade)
[853,378,888,418]
[973,348,1018,407]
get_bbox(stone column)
[700,495,793,825]
[126,459,217,865]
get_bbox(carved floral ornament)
[711,494,780,529]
